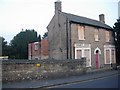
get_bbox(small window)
[105,31,110,42]
[94,29,99,41]
[35,43,39,50]
[78,25,85,40]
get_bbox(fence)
[2,58,86,83]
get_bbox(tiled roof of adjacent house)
[62,12,112,30]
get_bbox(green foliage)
[113,18,120,65]
[42,32,48,39]
[0,37,11,56]
[10,29,41,59]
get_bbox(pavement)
[51,74,119,88]
[2,69,119,89]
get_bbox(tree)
[10,29,41,59]
[113,18,120,65]
[0,37,10,56]
[42,32,48,39]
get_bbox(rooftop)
[62,12,112,30]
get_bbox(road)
[3,69,119,89]
[47,73,119,88]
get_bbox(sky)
[0,0,119,43]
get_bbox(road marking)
[42,73,120,88]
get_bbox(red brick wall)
[41,38,49,59]
[28,39,49,60]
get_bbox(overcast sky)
[0,0,119,43]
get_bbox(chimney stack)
[55,0,62,14]
[99,14,105,23]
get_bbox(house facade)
[28,38,49,60]
[47,1,116,68]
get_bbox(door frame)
[94,47,101,69]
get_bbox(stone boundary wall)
[2,59,86,83]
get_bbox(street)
[48,73,119,88]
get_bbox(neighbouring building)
[28,38,49,60]
[47,0,116,68]
[28,42,41,60]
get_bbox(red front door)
[96,53,99,69]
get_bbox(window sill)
[105,63,111,65]
[106,41,110,43]
[95,40,100,42]
[78,39,85,41]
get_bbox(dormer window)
[78,25,85,40]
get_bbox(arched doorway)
[94,47,101,69]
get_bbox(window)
[105,49,110,64]
[104,45,116,64]
[105,31,110,42]
[78,25,85,40]
[35,43,39,50]
[76,50,82,59]
[84,49,90,67]
[94,29,99,41]
[75,48,91,67]
[75,44,91,67]
[112,49,115,63]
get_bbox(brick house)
[28,38,49,60]
[47,1,116,68]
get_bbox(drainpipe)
[69,21,72,59]
[66,18,68,59]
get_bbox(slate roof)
[62,12,112,30]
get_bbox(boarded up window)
[106,31,110,42]
[106,50,110,64]
[84,49,90,67]
[95,29,99,41]
[84,49,90,60]
[112,49,115,63]
[78,25,85,40]
[76,50,82,59]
